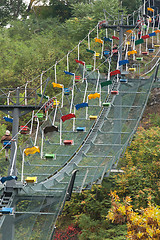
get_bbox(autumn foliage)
[54,224,81,240]
[114,126,160,208]
[107,191,160,239]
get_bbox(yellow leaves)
[137,232,144,238]
[127,203,160,239]
[125,196,132,204]
[110,190,120,202]
[126,205,133,212]
[107,192,160,239]
[107,211,114,222]
[118,205,126,215]
[146,227,154,237]
[156,229,160,234]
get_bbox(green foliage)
[65,0,120,40]
[55,183,127,239]
[0,0,26,26]
[122,0,142,14]
[149,113,160,127]
[48,0,72,22]
[115,126,160,208]
[71,0,120,21]
[77,214,127,240]
[62,185,110,220]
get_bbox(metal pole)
[21,150,25,182]
[78,42,80,60]
[9,88,20,177]
[34,117,39,146]
[73,108,76,131]
[119,10,124,72]
[60,119,62,145]
[41,130,44,159]
[25,82,28,105]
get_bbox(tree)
[122,0,142,14]
[48,0,72,22]
[26,0,48,12]
[46,0,92,22]
[0,0,26,26]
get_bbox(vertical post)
[82,62,85,82]
[21,150,25,182]
[83,79,88,103]
[99,84,101,107]
[10,141,17,176]
[86,98,88,120]
[93,54,96,70]
[30,110,34,135]
[101,42,104,59]
[61,87,64,108]
[34,117,39,146]
[95,69,100,92]
[7,92,10,117]
[88,33,90,49]
[25,82,28,105]
[105,28,108,37]
[8,88,20,178]
[97,24,99,38]
[78,41,80,60]
[69,74,75,113]
[60,119,62,145]
[55,62,57,83]
[73,108,76,132]
[119,10,124,73]
[144,0,146,15]
[67,52,69,72]
[41,130,44,159]
[133,11,135,25]
[52,101,58,125]
[40,72,43,95]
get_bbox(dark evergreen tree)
[0,0,26,26]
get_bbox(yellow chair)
[95,52,100,57]
[25,177,37,183]
[129,68,136,71]
[89,115,97,120]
